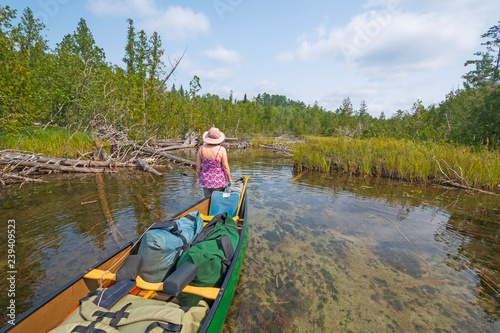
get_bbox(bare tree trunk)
[117,173,164,221]
[134,145,196,167]
[1,152,135,168]
[136,158,162,175]
[0,160,117,173]
[492,46,500,88]
[95,174,123,245]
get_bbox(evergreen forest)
[1,6,499,149]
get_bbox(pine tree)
[16,7,48,60]
[73,18,105,65]
[148,31,164,82]
[464,22,500,89]
[123,18,136,75]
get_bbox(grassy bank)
[293,137,500,191]
[0,127,95,159]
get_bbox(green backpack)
[176,213,240,306]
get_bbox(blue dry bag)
[137,211,204,283]
[209,191,240,217]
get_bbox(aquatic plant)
[1,127,94,158]
[293,137,500,191]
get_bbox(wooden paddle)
[84,269,220,300]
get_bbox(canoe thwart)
[84,269,220,300]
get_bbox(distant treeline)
[1,6,499,148]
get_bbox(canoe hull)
[1,188,248,333]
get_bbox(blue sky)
[4,0,500,117]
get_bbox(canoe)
[1,177,249,333]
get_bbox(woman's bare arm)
[196,147,202,177]
[221,147,231,182]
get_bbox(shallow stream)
[1,149,499,332]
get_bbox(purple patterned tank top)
[199,146,227,188]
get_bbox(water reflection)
[0,149,498,332]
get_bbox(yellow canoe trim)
[84,269,220,300]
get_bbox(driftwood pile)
[257,136,304,156]
[259,145,293,156]
[0,137,198,187]
[0,130,255,188]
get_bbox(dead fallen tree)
[157,144,196,152]
[0,150,155,188]
[438,180,500,196]
[1,152,135,168]
[0,146,188,187]
[432,157,500,196]
[259,144,293,156]
[95,173,123,245]
[154,141,183,147]
[0,159,117,173]
[135,158,162,176]
[0,171,47,187]
[134,145,196,168]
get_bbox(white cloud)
[204,84,235,98]
[280,2,487,77]
[178,53,238,82]
[195,68,235,81]
[143,6,210,40]
[275,51,295,63]
[254,81,284,94]
[203,46,241,63]
[86,0,210,40]
[86,0,156,17]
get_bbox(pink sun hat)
[202,127,225,144]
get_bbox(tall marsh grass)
[0,127,95,158]
[293,137,500,191]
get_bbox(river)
[1,149,499,332]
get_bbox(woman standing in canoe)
[196,127,232,197]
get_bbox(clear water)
[0,149,499,332]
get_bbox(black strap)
[145,321,183,333]
[109,303,132,327]
[92,280,136,310]
[168,225,188,250]
[201,234,235,274]
[150,219,177,230]
[219,234,235,274]
[80,289,101,304]
[92,303,132,327]
[151,218,192,283]
[71,322,107,333]
[192,213,228,245]
[221,224,238,232]
[161,247,183,281]
[151,214,196,230]
[152,219,189,253]
[159,228,189,282]
[72,314,105,333]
